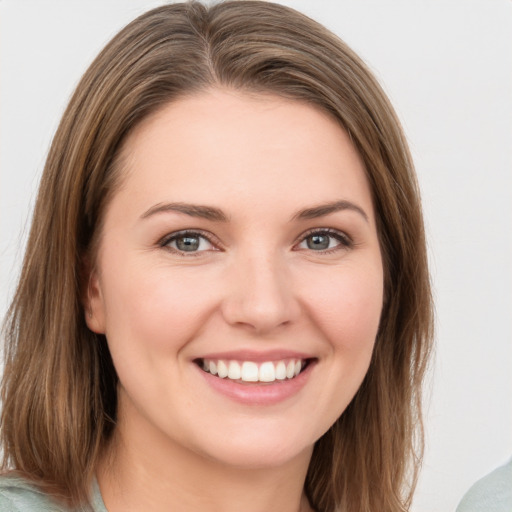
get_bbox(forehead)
[110,88,374,222]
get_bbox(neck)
[97,410,314,512]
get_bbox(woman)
[0,2,433,511]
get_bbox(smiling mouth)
[195,358,313,383]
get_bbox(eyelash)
[158,228,353,256]
[158,229,219,257]
[295,228,353,253]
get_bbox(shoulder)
[456,458,512,512]
[0,474,67,512]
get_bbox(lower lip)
[196,361,315,406]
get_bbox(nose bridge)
[222,245,298,332]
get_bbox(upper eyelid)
[296,227,352,243]
[159,229,220,248]
[158,227,352,250]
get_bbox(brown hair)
[1,2,433,511]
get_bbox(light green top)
[0,475,108,512]
[456,458,512,512]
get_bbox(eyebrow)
[141,199,369,224]
[292,200,369,223]
[141,202,229,222]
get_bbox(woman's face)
[87,89,384,469]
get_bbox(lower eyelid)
[159,231,217,252]
[298,230,352,249]
[159,229,352,253]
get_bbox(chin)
[204,442,313,471]
[188,422,318,471]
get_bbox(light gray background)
[1,1,511,511]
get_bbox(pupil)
[177,236,199,251]
[307,234,329,250]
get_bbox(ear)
[84,267,107,334]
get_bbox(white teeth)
[228,361,241,380]
[259,362,275,382]
[241,362,259,382]
[201,358,308,382]
[217,360,228,378]
[286,360,295,379]
[275,361,286,380]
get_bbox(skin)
[86,89,384,512]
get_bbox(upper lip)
[194,349,315,362]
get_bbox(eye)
[160,230,217,254]
[296,229,352,252]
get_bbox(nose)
[221,249,300,334]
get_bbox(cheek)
[292,261,383,435]
[100,260,220,354]
[300,261,384,352]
